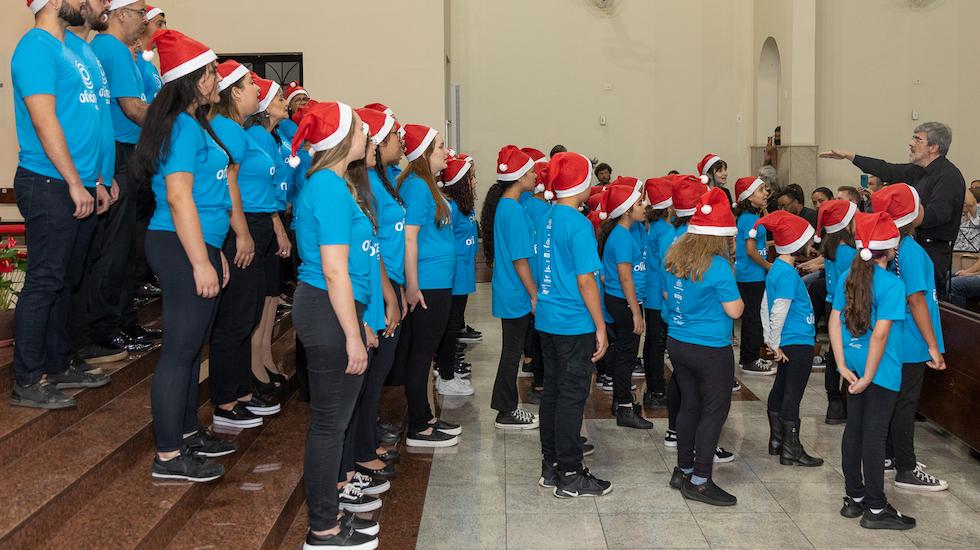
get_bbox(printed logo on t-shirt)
[633,263,646,273]
[77,62,98,105]
[362,240,380,257]
[395,221,405,232]
[806,313,815,325]
[539,217,554,296]
[216,167,228,181]
[465,236,475,247]
[269,166,276,176]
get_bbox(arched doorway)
[756,37,781,144]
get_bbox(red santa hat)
[355,107,396,146]
[109,0,140,10]
[441,155,472,188]
[364,102,395,118]
[586,187,606,211]
[402,124,438,163]
[644,177,673,210]
[597,178,643,220]
[697,153,723,177]
[216,60,249,93]
[537,152,593,201]
[497,145,534,182]
[871,183,920,228]
[609,175,640,189]
[687,187,737,237]
[252,73,280,114]
[733,176,765,207]
[27,0,49,14]
[521,147,548,165]
[853,212,900,261]
[287,101,354,168]
[145,4,164,21]
[750,210,815,254]
[291,99,319,125]
[587,209,603,234]
[813,199,857,243]
[283,81,308,104]
[149,29,217,84]
[668,174,710,217]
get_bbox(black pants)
[397,288,451,433]
[293,282,366,532]
[491,313,531,413]
[643,308,667,394]
[824,328,844,401]
[766,345,814,421]
[842,383,898,509]
[668,338,733,479]
[605,294,641,405]
[736,281,765,365]
[807,272,827,325]
[208,215,274,405]
[885,362,926,472]
[539,331,595,472]
[12,168,96,385]
[434,294,468,380]
[594,321,616,377]
[125,157,156,328]
[919,239,952,301]
[278,210,297,293]
[524,320,544,387]
[667,373,681,430]
[353,283,404,463]
[146,230,222,452]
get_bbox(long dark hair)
[397,141,448,226]
[645,205,670,224]
[596,215,621,257]
[733,199,763,218]
[244,111,282,146]
[821,228,855,261]
[442,170,475,217]
[479,180,516,268]
[707,160,728,186]
[672,215,692,229]
[373,138,403,207]
[133,65,231,183]
[843,251,884,336]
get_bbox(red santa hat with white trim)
[252,73,281,114]
[733,176,765,208]
[644,177,673,210]
[870,183,920,229]
[284,82,309,104]
[697,153,723,177]
[687,187,737,237]
[287,101,354,168]
[109,0,140,10]
[814,199,857,243]
[521,148,548,193]
[27,0,49,14]
[497,145,534,182]
[364,103,401,132]
[538,152,593,201]
[402,124,438,163]
[140,5,165,61]
[216,60,249,93]
[355,108,396,146]
[668,174,709,217]
[597,178,643,220]
[441,154,472,188]
[609,175,640,189]
[853,212,900,261]
[750,210,815,254]
[148,29,217,84]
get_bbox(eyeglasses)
[912,135,927,143]
[118,7,147,17]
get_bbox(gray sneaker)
[47,366,111,389]
[11,381,76,409]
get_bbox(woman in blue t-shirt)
[394,124,461,448]
[732,176,772,375]
[597,180,652,429]
[131,32,232,483]
[662,188,744,507]
[829,211,914,531]
[641,178,674,409]
[751,211,823,468]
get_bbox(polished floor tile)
[599,512,708,549]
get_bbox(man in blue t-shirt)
[10,0,108,410]
[137,3,166,101]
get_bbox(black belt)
[919,238,952,245]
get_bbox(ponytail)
[373,143,404,207]
[596,215,619,257]
[821,228,855,261]
[843,253,875,336]
[479,182,507,268]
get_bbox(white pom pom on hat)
[813,234,821,243]
[599,211,608,220]
[700,204,712,215]
[860,248,873,261]
[699,175,709,184]
[287,155,301,168]
[142,50,155,62]
[534,184,545,194]
[544,190,554,200]
[732,202,738,209]
[748,228,757,239]
[499,163,508,171]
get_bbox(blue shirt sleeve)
[402,177,432,226]
[711,257,741,302]
[100,39,142,99]
[212,117,248,165]
[571,221,601,276]
[316,183,353,246]
[507,208,533,262]
[609,229,632,265]
[899,245,931,297]
[12,35,58,97]
[877,274,907,321]
[160,117,202,177]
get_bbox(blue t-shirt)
[895,236,945,363]
[450,200,478,296]
[832,265,906,391]
[147,113,231,248]
[138,56,163,102]
[249,126,290,212]
[602,224,646,301]
[536,204,602,335]
[664,255,741,348]
[401,173,455,289]
[294,169,375,302]
[825,243,857,305]
[658,223,688,308]
[65,31,113,188]
[518,191,532,205]
[90,33,144,144]
[645,218,672,310]
[735,212,767,282]
[492,198,534,318]
[211,116,277,213]
[12,29,101,184]
[364,234,385,332]
[765,258,815,347]
[368,169,406,286]
[524,196,550,283]
[277,118,298,144]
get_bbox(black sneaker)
[152,452,224,482]
[580,436,595,457]
[429,418,462,435]
[10,381,75,409]
[840,496,865,518]
[454,362,471,378]
[183,429,237,458]
[337,483,382,513]
[457,325,483,343]
[69,354,102,372]
[616,404,653,429]
[138,282,162,297]
[883,458,896,472]
[643,391,667,408]
[241,393,281,416]
[76,343,128,365]
[740,358,775,376]
[713,447,735,463]
[48,366,110,389]
[825,399,847,425]
[539,461,559,488]
[213,403,263,429]
[521,360,534,373]
[341,511,380,537]
[732,380,742,392]
[664,429,678,448]
[680,479,737,506]
[631,357,644,377]
[354,461,396,478]
[669,467,690,490]
[406,429,458,448]
[351,472,390,495]
[495,409,539,430]
[860,504,916,530]
[304,526,378,550]
[554,468,612,498]
[378,417,401,434]
[894,467,948,491]
[527,386,542,405]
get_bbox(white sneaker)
[664,429,678,448]
[437,376,475,396]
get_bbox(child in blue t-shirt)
[642,179,674,408]
[522,188,551,402]
[733,180,772,375]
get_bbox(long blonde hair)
[665,233,731,282]
[397,141,450,227]
[306,129,376,226]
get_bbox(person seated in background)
[954,184,980,254]
[838,185,871,213]
[777,187,818,228]
[594,162,613,186]
[950,258,980,309]
[759,165,781,213]
[812,187,833,211]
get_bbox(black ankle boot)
[616,404,653,430]
[779,420,824,467]
[767,411,783,456]
[825,396,846,425]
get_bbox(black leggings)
[643,308,667,394]
[885,362,926,472]
[605,294,641,405]
[490,314,531,413]
[397,288,452,433]
[293,282,366,532]
[524,320,544,387]
[434,294,468,380]
[766,345,814,421]
[208,215,274,405]
[667,374,681,431]
[667,337,733,479]
[736,281,765,365]
[842,383,898,510]
[146,230,222,453]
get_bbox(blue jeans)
[12,167,95,386]
[949,274,980,308]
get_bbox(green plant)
[0,236,27,311]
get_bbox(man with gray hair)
[820,122,966,299]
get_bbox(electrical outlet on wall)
[912,110,920,120]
